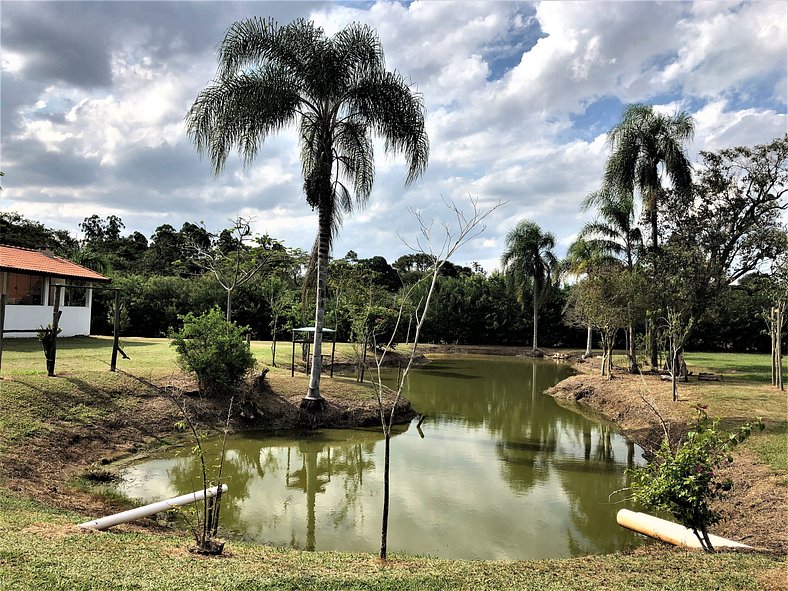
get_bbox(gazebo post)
[110,289,120,372]
[291,330,296,377]
[330,333,336,378]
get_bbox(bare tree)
[190,217,277,323]
[368,197,502,560]
[766,300,786,391]
[565,269,631,379]
[262,275,294,366]
[662,308,694,402]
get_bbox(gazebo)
[0,244,111,337]
[291,327,336,378]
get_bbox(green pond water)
[117,356,644,559]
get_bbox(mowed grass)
[0,339,786,590]
[0,336,369,454]
[607,350,786,474]
[0,492,784,591]
[0,337,165,450]
[681,352,787,475]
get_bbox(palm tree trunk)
[271,313,278,367]
[628,324,638,373]
[304,207,330,404]
[649,197,660,369]
[532,281,538,351]
[650,206,659,252]
[584,325,593,358]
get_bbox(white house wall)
[4,304,93,338]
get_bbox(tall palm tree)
[604,104,694,251]
[581,188,642,272]
[501,220,558,351]
[604,103,693,368]
[186,18,429,404]
[581,188,643,372]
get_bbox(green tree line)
[0,202,780,353]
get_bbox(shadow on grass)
[2,336,163,353]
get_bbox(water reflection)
[118,356,644,559]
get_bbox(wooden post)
[778,305,784,391]
[48,285,62,377]
[769,308,780,386]
[330,334,336,378]
[110,289,120,372]
[291,330,296,377]
[0,294,6,373]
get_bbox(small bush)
[627,407,764,552]
[170,308,255,396]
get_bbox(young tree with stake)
[368,198,501,560]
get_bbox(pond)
[117,356,645,559]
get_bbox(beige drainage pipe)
[79,484,228,530]
[617,509,752,550]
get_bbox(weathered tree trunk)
[379,431,391,560]
[584,324,593,358]
[775,304,784,391]
[628,324,638,373]
[532,280,539,351]
[47,286,62,376]
[649,314,658,369]
[303,206,331,405]
[766,308,779,386]
[271,314,278,367]
[226,289,233,323]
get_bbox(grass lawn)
[682,351,786,475]
[603,350,786,474]
[0,492,784,591]
[0,338,785,590]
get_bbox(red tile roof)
[0,245,111,283]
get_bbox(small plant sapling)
[118,371,234,555]
[627,407,764,552]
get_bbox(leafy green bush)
[628,407,764,552]
[170,308,255,396]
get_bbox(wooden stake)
[110,289,120,372]
[0,294,6,373]
[48,285,62,377]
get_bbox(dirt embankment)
[1,369,414,521]
[547,361,788,554]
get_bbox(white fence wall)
[4,305,92,337]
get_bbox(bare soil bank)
[547,363,788,554]
[0,369,414,522]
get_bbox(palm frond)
[186,65,301,173]
[345,70,429,185]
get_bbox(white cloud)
[691,100,787,154]
[1,0,786,270]
[662,1,787,99]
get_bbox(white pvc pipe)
[617,509,752,549]
[79,484,228,530]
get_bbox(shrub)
[170,308,255,396]
[627,407,764,552]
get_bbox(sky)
[1,0,786,273]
